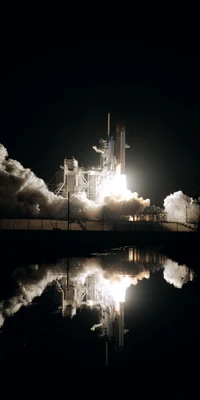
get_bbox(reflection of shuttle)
[119,302,124,347]
[113,302,125,348]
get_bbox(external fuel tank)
[116,122,126,174]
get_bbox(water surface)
[0,247,199,371]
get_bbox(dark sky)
[1,40,200,205]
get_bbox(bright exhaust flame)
[99,173,128,200]
[110,174,127,196]
[102,173,150,216]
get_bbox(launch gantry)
[50,114,130,202]
[56,271,121,341]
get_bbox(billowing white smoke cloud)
[104,192,150,216]
[164,190,199,223]
[0,143,149,220]
[163,259,194,288]
[0,144,102,220]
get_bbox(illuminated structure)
[50,114,130,202]
[55,268,129,347]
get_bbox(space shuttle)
[115,120,130,175]
[92,113,130,174]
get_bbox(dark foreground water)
[0,246,199,382]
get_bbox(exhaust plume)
[0,144,102,220]
[0,143,150,220]
[104,192,150,216]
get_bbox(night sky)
[1,41,200,206]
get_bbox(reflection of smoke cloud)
[0,311,4,327]
[73,268,150,310]
[164,190,199,223]
[0,263,65,328]
[91,323,102,331]
[0,259,150,327]
[0,254,195,328]
[163,259,194,288]
[131,270,150,284]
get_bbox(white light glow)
[87,300,94,307]
[105,275,133,310]
[0,143,151,220]
[73,267,150,312]
[99,172,150,217]
[110,174,127,195]
[101,173,128,199]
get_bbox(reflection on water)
[0,247,197,367]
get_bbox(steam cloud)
[0,256,194,328]
[104,193,150,216]
[164,190,199,223]
[0,144,102,220]
[0,143,149,220]
[2,143,200,223]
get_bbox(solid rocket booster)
[107,112,110,137]
[116,122,126,174]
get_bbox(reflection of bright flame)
[0,257,194,330]
[74,268,150,312]
[128,248,134,261]
[106,275,133,310]
[87,300,94,307]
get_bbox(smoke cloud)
[164,190,199,223]
[2,144,200,223]
[0,144,102,220]
[0,143,149,220]
[104,192,150,217]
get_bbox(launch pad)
[49,113,130,202]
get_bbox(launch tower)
[50,114,129,202]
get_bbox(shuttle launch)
[53,113,130,202]
[116,122,126,175]
[92,114,129,175]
